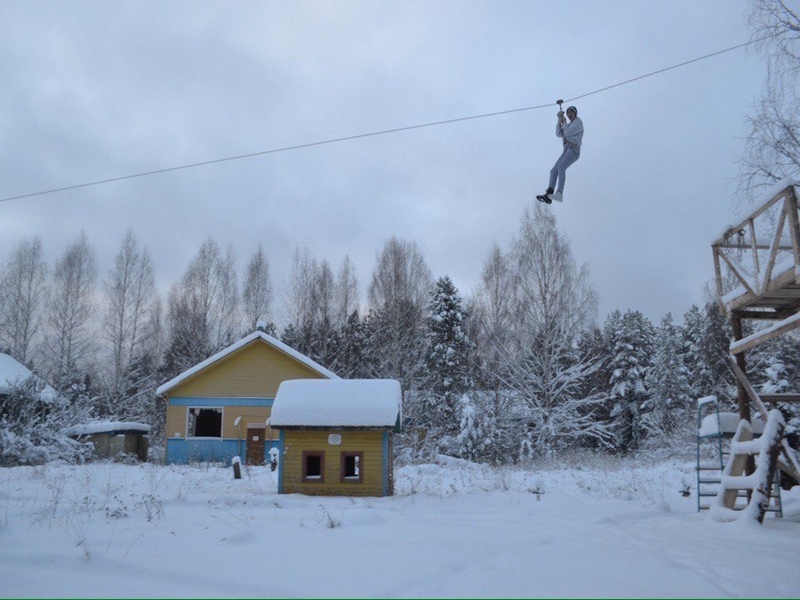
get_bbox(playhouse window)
[341,452,363,482]
[187,408,223,438]
[303,452,324,481]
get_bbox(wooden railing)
[712,181,800,319]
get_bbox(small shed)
[271,379,401,497]
[65,422,151,461]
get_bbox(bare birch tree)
[242,244,273,333]
[0,237,47,365]
[281,248,345,368]
[739,0,800,199]
[472,205,609,457]
[163,237,239,375]
[42,231,97,393]
[282,247,317,334]
[335,255,359,326]
[468,243,515,389]
[365,237,433,434]
[99,229,159,416]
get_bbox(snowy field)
[1,455,799,598]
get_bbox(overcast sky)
[0,0,771,328]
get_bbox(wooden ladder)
[729,357,800,486]
[710,409,785,523]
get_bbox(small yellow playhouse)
[271,378,401,497]
[157,329,337,465]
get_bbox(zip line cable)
[0,36,768,205]
[563,37,766,104]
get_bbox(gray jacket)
[556,116,583,155]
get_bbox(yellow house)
[271,379,401,497]
[157,329,337,465]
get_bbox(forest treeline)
[2,204,799,466]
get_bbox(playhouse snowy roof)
[0,353,57,402]
[156,330,339,396]
[270,379,401,428]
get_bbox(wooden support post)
[730,314,757,481]
[730,314,752,424]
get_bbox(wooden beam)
[713,247,725,314]
[763,206,787,291]
[761,393,800,404]
[785,186,800,279]
[729,311,800,355]
[714,242,794,251]
[730,316,753,425]
[717,251,756,297]
[733,310,783,320]
[711,187,791,247]
[779,440,800,483]
[750,218,760,280]
[727,356,769,421]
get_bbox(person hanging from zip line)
[537,102,583,204]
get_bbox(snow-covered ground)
[1,455,798,598]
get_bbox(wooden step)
[710,410,785,523]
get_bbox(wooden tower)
[711,179,800,500]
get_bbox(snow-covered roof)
[271,379,401,428]
[0,353,57,402]
[65,421,151,436]
[156,330,339,396]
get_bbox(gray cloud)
[0,0,766,325]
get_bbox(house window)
[303,452,324,481]
[341,452,363,483]
[187,408,223,438]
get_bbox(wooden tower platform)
[711,178,800,493]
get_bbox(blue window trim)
[169,397,274,407]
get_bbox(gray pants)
[548,146,580,193]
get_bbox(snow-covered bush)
[0,377,92,466]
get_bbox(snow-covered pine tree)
[456,392,498,463]
[332,310,369,378]
[574,325,613,448]
[642,312,693,442]
[605,309,655,453]
[682,301,734,404]
[421,276,474,440]
[681,304,706,399]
